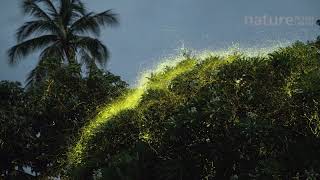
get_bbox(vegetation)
[8,0,118,86]
[1,0,320,179]
[0,66,127,178]
[65,42,320,179]
[1,0,125,178]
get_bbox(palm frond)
[78,49,91,65]
[75,36,109,66]
[59,0,73,26]
[71,10,118,36]
[35,0,58,17]
[70,12,100,36]
[59,0,87,26]
[39,43,64,61]
[8,35,58,65]
[22,0,52,20]
[92,10,119,27]
[79,49,102,77]
[71,0,86,15]
[16,20,60,42]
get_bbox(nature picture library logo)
[244,15,319,26]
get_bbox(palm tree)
[8,0,118,85]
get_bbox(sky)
[0,0,319,85]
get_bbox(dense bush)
[67,42,320,179]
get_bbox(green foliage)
[0,81,32,177]
[0,67,127,178]
[67,42,320,179]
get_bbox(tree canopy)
[65,42,320,179]
[0,67,127,178]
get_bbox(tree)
[66,42,320,179]
[24,64,128,177]
[316,19,320,43]
[0,69,127,178]
[0,81,33,179]
[7,0,119,85]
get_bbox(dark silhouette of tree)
[0,68,128,178]
[7,0,118,85]
[0,81,33,178]
[316,19,320,41]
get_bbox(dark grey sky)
[0,0,319,85]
